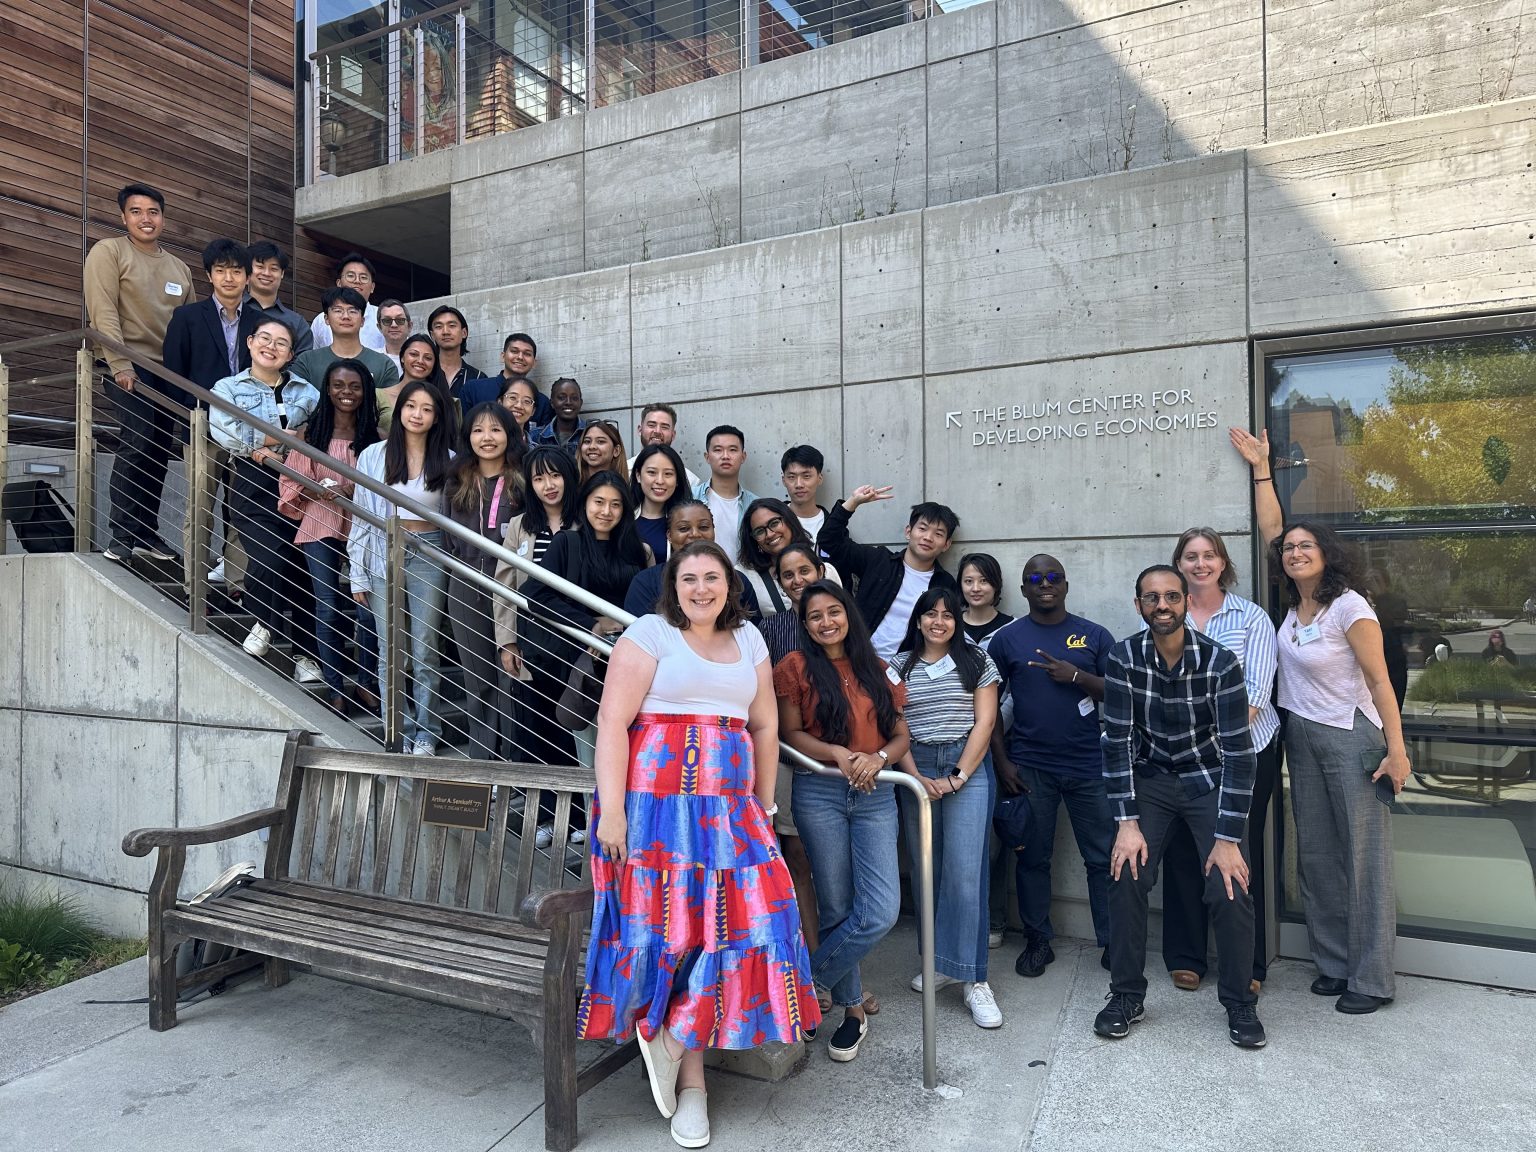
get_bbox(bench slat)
[344,772,373,888]
[372,775,401,893]
[452,827,476,909]
[254,878,576,944]
[323,770,349,883]
[513,789,541,909]
[482,786,512,915]
[424,823,448,904]
[398,779,424,900]
[547,791,574,893]
[296,765,324,880]
[295,746,592,792]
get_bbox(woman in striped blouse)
[1159,527,1279,996]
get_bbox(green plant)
[0,939,45,994]
[1406,659,1536,704]
[0,882,101,964]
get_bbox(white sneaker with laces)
[207,560,226,584]
[242,623,272,656]
[909,971,959,994]
[569,828,587,844]
[964,981,1004,1029]
[534,824,554,849]
[411,738,437,757]
[293,657,323,684]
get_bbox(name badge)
[1078,696,1096,718]
[1295,621,1322,645]
[925,655,956,680]
[885,665,902,685]
[165,281,184,297]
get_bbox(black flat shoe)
[1310,975,1348,996]
[1336,991,1392,1014]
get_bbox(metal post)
[73,347,94,553]
[0,353,8,557]
[911,778,938,1090]
[741,0,759,70]
[387,0,403,164]
[385,517,406,751]
[455,10,467,145]
[186,408,211,634]
[584,0,596,109]
[414,24,426,158]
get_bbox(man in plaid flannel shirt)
[1095,564,1264,1048]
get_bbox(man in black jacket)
[162,238,264,593]
[817,485,960,658]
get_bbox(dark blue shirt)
[459,376,555,426]
[989,612,1115,779]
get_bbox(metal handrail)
[0,328,940,1090]
[309,0,476,58]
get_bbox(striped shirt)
[1101,628,1256,843]
[1190,592,1280,750]
[890,648,1001,745]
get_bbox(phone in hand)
[1361,748,1396,806]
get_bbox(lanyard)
[486,475,506,531]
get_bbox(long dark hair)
[629,443,688,518]
[398,333,438,382]
[895,586,986,692]
[957,551,1004,607]
[577,420,628,488]
[797,580,900,747]
[558,469,647,596]
[306,358,380,457]
[739,496,811,573]
[1272,519,1364,609]
[521,445,579,534]
[381,379,452,489]
[448,402,525,515]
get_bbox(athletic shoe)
[293,657,323,684]
[638,1027,681,1118]
[1227,1003,1266,1047]
[988,928,1005,949]
[670,1087,709,1149]
[964,982,1003,1029]
[908,971,959,994]
[569,828,586,844]
[535,824,554,849]
[827,1014,868,1063]
[1092,992,1145,1039]
[411,738,437,757]
[242,623,272,656]
[133,539,176,562]
[1015,936,1055,978]
[207,560,226,584]
[103,542,131,563]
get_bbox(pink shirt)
[1275,588,1381,730]
[278,437,358,544]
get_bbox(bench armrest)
[122,807,288,857]
[519,884,595,929]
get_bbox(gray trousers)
[1285,710,1396,999]
[446,572,512,760]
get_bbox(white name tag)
[885,665,902,685]
[925,655,956,680]
[165,281,184,297]
[1295,621,1322,645]
[1078,696,1096,718]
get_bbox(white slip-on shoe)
[293,657,323,684]
[964,981,1004,1029]
[909,971,960,994]
[242,623,272,657]
[638,1026,681,1118]
[670,1087,709,1148]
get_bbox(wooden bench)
[122,730,635,1151]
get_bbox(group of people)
[84,183,1412,1150]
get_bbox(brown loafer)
[1170,970,1201,991]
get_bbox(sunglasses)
[1025,571,1064,586]
[1138,591,1185,608]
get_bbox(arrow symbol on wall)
[945,411,962,429]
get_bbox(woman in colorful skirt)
[579,539,819,1148]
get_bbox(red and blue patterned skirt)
[576,713,820,1049]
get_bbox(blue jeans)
[899,740,994,982]
[791,769,901,1008]
[365,531,449,746]
[301,538,372,695]
[1017,765,1113,946]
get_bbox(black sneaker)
[827,1014,868,1063]
[133,538,177,562]
[103,541,131,562]
[1092,992,1144,1039]
[1015,936,1055,978]
[1227,1002,1267,1048]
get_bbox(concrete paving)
[3,923,1534,1151]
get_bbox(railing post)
[414,24,426,158]
[385,516,407,751]
[914,784,937,1090]
[455,10,467,145]
[186,407,211,634]
[73,347,94,554]
[0,352,9,557]
[741,0,759,70]
[584,0,596,109]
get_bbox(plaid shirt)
[1101,628,1256,843]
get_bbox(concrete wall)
[0,554,366,936]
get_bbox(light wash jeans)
[899,740,994,983]
[366,530,449,747]
[791,769,900,1008]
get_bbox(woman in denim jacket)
[211,318,321,677]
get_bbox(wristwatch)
[876,749,889,762]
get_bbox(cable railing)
[307,0,938,181]
[0,328,939,1088]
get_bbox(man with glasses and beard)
[1096,564,1263,1049]
[988,555,1115,979]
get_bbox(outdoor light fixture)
[319,111,348,175]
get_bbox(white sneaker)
[534,824,554,848]
[242,623,272,656]
[569,828,587,844]
[207,560,226,584]
[988,929,1005,949]
[293,657,323,684]
[411,738,437,757]
[670,1087,709,1148]
[909,971,960,994]
[964,981,1004,1029]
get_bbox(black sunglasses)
[1025,572,1065,586]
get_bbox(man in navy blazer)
[162,238,266,593]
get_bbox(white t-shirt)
[870,562,935,659]
[1275,588,1381,730]
[621,614,768,720]
[704,486,743,536]
[796,508,826,546]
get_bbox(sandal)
[816,985,833,1013]
[861,990,880,1015]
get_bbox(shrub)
[1407,659,1536,704]
[0,939,45,994]
[0,882,101,964]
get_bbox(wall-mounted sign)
[946,389,1220,447]
[421,779,492,831]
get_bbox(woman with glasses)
[738,497,840,618]
[497,375,538,444]
[1158,527,1279,997]
[1273,520,1410,1015]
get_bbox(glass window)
[1267,327,1536,953]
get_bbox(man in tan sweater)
[83,182,197,562]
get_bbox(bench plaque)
[421,779,493,831]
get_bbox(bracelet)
[1254,476,1273,485]
[1072,669,1080,684]
[763,802,779,818]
